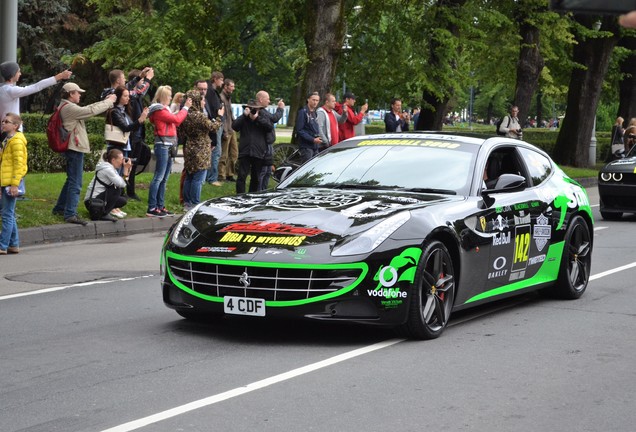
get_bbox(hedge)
[21,112,156,173]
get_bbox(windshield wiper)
[397,187,457,195]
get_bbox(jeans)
[53,150,85,219]
[0,189,19,250]
[148,144,172,211]
[206,126,223,182]
[299,147,318,163]
[183,169,207,206]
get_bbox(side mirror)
[273,166,293,183]
[483,173,526,194]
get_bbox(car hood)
[602,156,636,172]
[178,188,462,255]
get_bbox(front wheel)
[399,240,456,340]
[552,215,592,299]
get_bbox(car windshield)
[279,141,479,196]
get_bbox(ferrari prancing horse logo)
[239,271,251,288]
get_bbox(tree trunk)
[288,0,346,139]
[617,34,636,123]
[416,0,467,131]
[553,15,619,167]
[301,0,346,97]
[514,16,544,125]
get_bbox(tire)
[272,144,299,168]
[600,210,622,221]
[552,215,592,299]
[400,240,456,340]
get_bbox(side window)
[518,147,552,186]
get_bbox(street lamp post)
[1,0,18,63]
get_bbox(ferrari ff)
[161,133,593,339]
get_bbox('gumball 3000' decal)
[268,191,362,210]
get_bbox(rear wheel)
[400,240,456,340]
[552,215,592,299]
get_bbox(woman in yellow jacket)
[0,112,27,254]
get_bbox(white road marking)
[99,338,404,432]
[0,275,155,301]
[590,262,636,281]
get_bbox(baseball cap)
[344,92,357,100]
[62,83,86,93]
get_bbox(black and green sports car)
[161,133,593,339]
[598,144,636,220]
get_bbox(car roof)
[339,132,487,147]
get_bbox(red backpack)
[46,102,71,152]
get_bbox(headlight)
[600,172,623,182]
[171,203,204,247]
[332,211,411,256]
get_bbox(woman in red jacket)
[147,85,191,217]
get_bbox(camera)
[249,107,259,115]
[550,0,636,15]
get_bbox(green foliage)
[23,132,105,173]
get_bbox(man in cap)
[0,61,72,132]
[335,91,368,141]
[52,83,116,225]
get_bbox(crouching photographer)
[84,149,131,222]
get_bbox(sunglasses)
[1,120,16,125]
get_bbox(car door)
[478,147,551,290]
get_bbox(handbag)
[84,171,109,220]
[104,123,130,144]
[4,178,25,197]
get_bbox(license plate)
[223,296,266,317]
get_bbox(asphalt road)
[1,186,636,432]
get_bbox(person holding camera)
[52,83,116,226]
[105,86,149,165]
[84,149,131,222]
[384,98,410,132]
[232,99,275,194]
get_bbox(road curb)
[20,216,175,247]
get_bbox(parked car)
[161,133,593,339]
[598,144,636,220]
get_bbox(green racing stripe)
[464,240,565,304]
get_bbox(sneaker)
[110,209,126,218]
[127,194,141,201]
[146,208,167,218]
[0,250,7,255]
[226,176,236,182]
[212,181,222,186]
[7,246,19,254]
[100,214,118,222]
[65,215,88,226]
[160,207,175,216]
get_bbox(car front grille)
[166,254,367,304]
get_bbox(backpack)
[47,102,70,152]
[495,116,511,136]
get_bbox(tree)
[553,15,621,167]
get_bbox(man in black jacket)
[205,71,224,183]
[232,99,274,194]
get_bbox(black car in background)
[598,145,636,220]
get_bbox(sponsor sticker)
[196,246,237,253]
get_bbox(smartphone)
[550,0,636,15]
